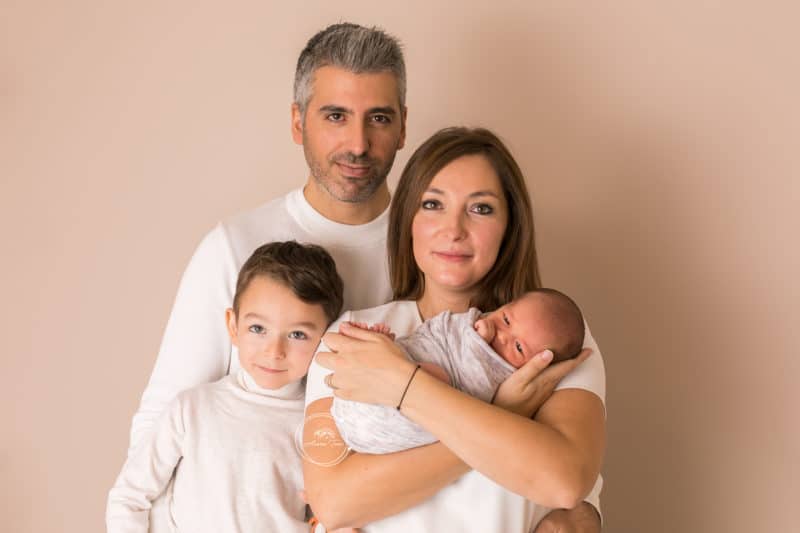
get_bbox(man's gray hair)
[294,23,406,116]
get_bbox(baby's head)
[225,241,343,389]
[475,289,585,369]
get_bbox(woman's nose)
[440,210,467,240]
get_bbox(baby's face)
[477,295,552,368]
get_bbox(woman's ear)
[225,308,239,346]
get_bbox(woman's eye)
[288,331,308,340]
[515,341,524,354]
[248,325,265,334]
[471,203,494,215]
[421,199,441,210]
[503,314,510,325]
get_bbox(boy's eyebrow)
[292,321,324,330]
[242,313,322,330]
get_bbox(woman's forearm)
[399,371,606,508]
[303,398,470,529]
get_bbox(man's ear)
[225,308,239,346]
[398,106,408,150]
[291,103,304,145]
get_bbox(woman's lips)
[432,251,472,262]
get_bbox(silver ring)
[325,373,339,390]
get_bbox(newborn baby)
[330,288,585,454]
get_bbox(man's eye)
[327,113,344,122]
[371,115,391,124]
[471,203,494,215]
[515,341,523,354]
[421,199,441,210]
[249,325,265,334]
[288,331,308,340]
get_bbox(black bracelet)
[396,364,421,411]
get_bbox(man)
[123,22,601,532]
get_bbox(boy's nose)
[264,337,287,359]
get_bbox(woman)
[303,127,606,532]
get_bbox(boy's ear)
[225,308,238,345]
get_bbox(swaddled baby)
[331,288,585,454]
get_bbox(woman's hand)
[315,321,417,406]
[492,348,593,418]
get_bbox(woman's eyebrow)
[423,188,501,199]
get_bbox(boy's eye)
[288,331,308,340]
[515,341,523,354]
[470,203,494,215]
[421,199,441,210]
[248,325,265,334]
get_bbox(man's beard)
[304,142,397,204]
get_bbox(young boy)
[106,241,343,533]
[331,289,585,454]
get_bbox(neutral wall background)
[2,1,798,532]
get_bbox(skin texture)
[225,276,328,389]
[291,66,406,225]
[304,153,605,530]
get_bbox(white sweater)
[107,370,309,533]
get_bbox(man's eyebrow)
[367,106,397,115]
[318,105,352,114]
[316,105,398,115]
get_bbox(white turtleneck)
[107,370,308,533]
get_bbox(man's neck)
[302,181,391,225]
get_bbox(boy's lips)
[255,364,286,374]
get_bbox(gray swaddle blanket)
[331,308,516,454]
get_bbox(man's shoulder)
[222,189,296,232]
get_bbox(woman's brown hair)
[388,127,541,311]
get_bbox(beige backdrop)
[2,1,798,532]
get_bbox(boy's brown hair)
[233,241,344,324]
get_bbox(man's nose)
[345,120,370,156]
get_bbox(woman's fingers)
[515,349,554,381]
[493,348,593,417]
[539,348,593,384]
[314,350,341,370]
